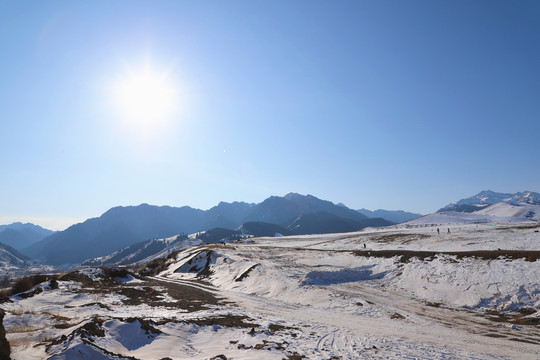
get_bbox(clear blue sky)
[1,0,539,230]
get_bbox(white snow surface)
[408,202,540,226]
[2,218,539,359]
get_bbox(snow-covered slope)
[439,190,540,212]
[0,242,29,271]
[475,202,539,219]
[457,190,515,206]
[82,234,203,267]
[410,202,540,226]
[2,219,539,359]
[512,191,540,205]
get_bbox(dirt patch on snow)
[495,223,540,231]
[352,249,540,262]
[485,309,540,327]
[57,268,221,313]
[370,233,431,244]
[146,278,221,311]
[66,302,112,310]
[177,315,259,328]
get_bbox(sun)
[113,63,177,130]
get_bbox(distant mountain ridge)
[438,190,540,213]
[287,211,391,234]
[357,209,422,223]
[22,204,208,266]
[0,222,55,250]
[0,222,53,235]
[83,221,298,267]
[83,213,394,268]
[23,193,393,265]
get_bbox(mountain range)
[81,221,300,267]
[0,223,55,250]
[20,193,394,265]
[357,209,422,223]
[6,190,537,268]
[438,190,540,212]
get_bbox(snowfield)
[406,202,540,226]
[1,209,539,359]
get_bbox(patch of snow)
[78,267,105,281]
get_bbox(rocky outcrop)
[0,309,11,360]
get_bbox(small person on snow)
[437,228,440,234]
[447,228,451,234]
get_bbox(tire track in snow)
[333,281,540,345]
[149,276,219,294]
[151,244,538,359]
[213,246,538,359]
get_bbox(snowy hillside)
[0,243,29,271]
[439,190,540,212]
[82,234,203,267]
[475,202,539,218]
[412,202,540,226]
[1,216,539,359]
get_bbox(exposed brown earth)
[173,315,258,328]
[0,309,10,360]
[352,249,540,262]
[370,233,431,244]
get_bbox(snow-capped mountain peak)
[439,190,540,212]
[510,191,540,205]
[284,192,308,201]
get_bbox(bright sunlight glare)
[113,64,177,130]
